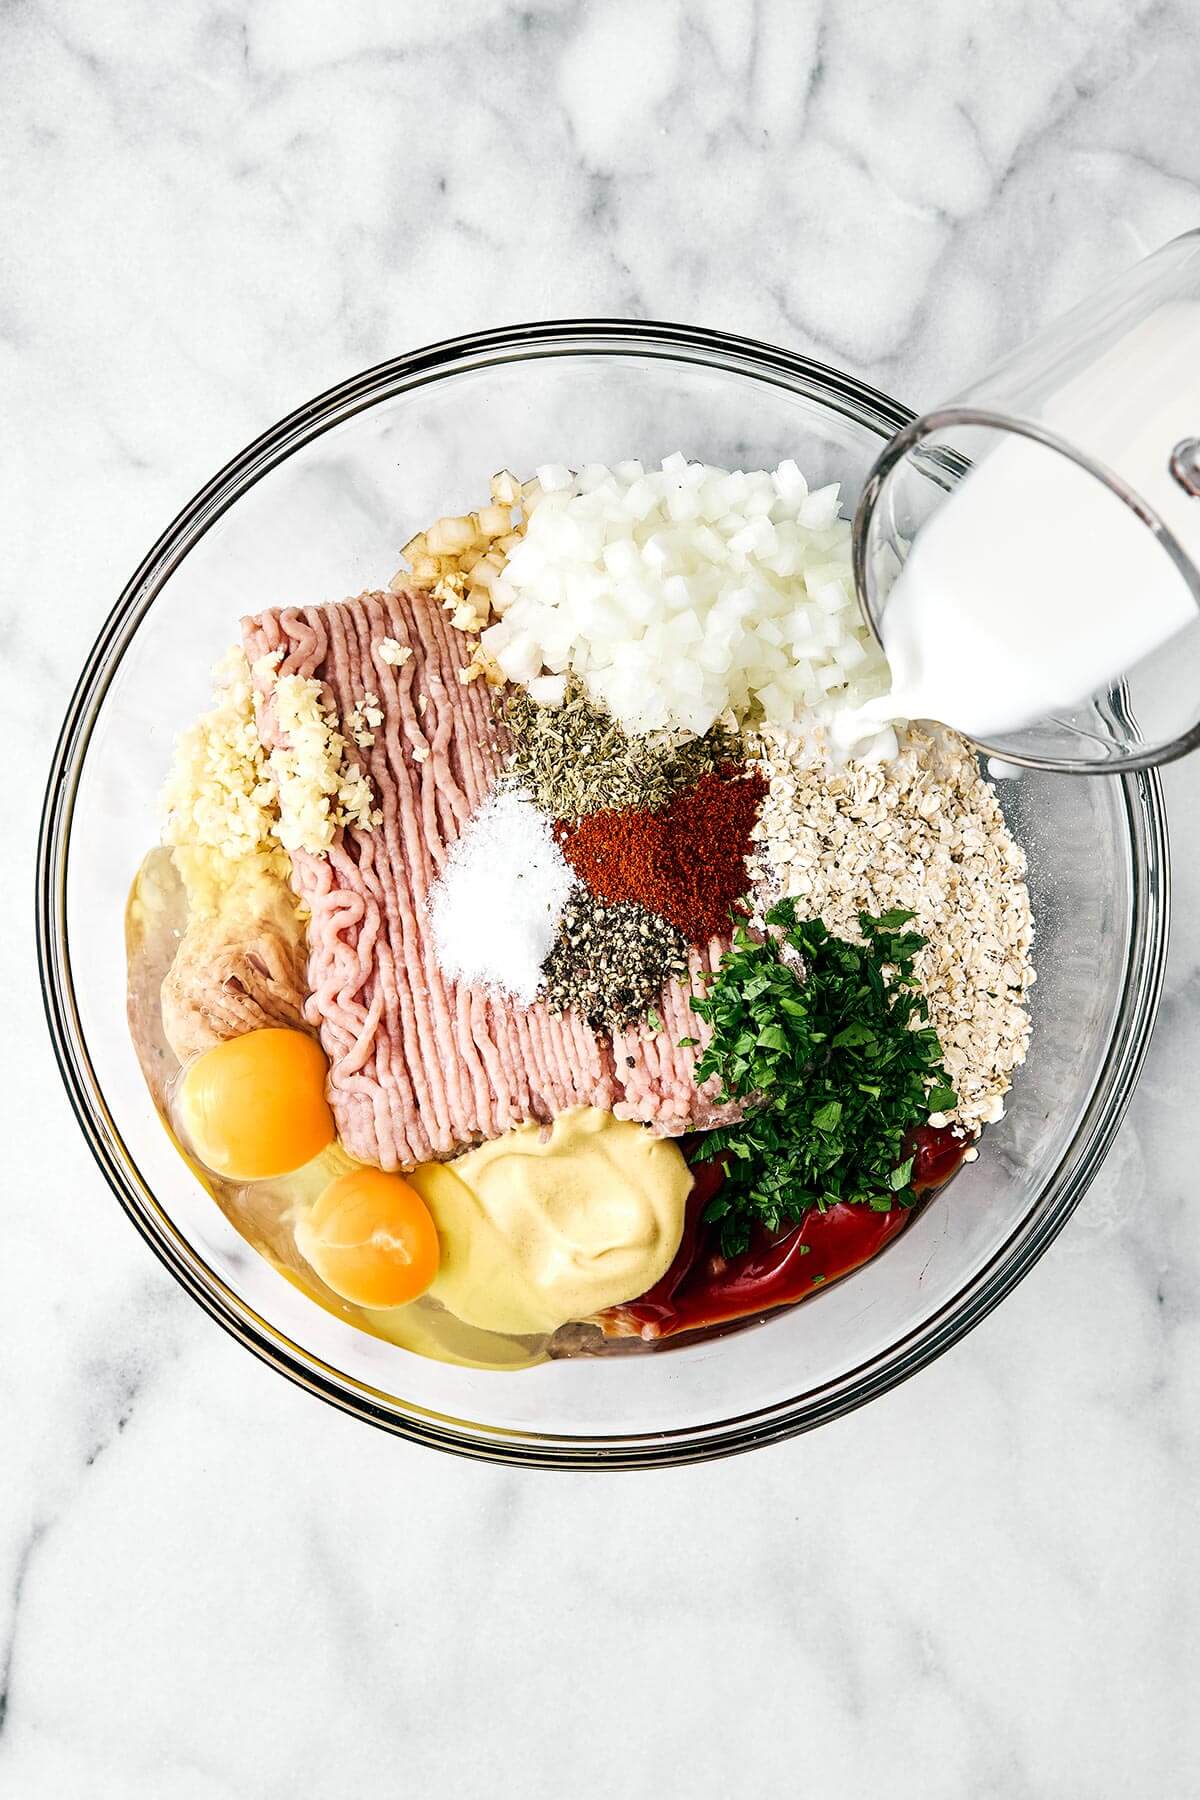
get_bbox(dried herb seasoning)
[503,677,739,822]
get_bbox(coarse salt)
[428,788,578,1003]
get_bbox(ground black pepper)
[541,892,690,1031]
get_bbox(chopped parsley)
[688,900,956,1256]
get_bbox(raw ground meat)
[242,590,735,1168]
[161,905,308,1061]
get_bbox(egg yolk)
[176,1028,335,1181]
[296,1169,440,1309]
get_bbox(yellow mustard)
[410,1108,691,1335]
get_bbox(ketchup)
[908,1123,969,1192]
[601,1123,968,1341]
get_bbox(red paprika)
[558,764,767,942]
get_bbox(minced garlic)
[269,674,381,855]
[161,647,382,897]
[459,639,505,687]
[161,648,290,912]
[390,470,528,639]
[376,637,412,667]
[345,691,384,749]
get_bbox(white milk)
[866,301,1200,742]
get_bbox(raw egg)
[295,1168,440,1309]
[176,1027,335,1181]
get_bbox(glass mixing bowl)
[37,322,1169,1468]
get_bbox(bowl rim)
[36,317,1171,1469]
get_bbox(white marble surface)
[6,1,1200,1793]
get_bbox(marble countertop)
[6,2,1200,1793]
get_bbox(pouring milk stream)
[847,240,1200,770]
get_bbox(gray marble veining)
[4,2,1200,1794]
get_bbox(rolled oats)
[750,726,1035,1136]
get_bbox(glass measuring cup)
[852,229,1200,772]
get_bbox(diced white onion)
[526,673,568,708]
[494,455,891,739]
